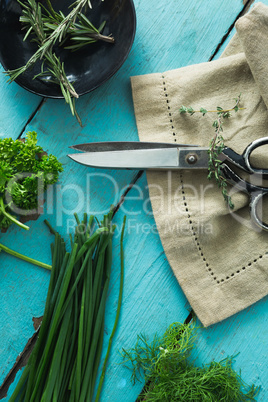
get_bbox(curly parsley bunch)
[0,131,63,231]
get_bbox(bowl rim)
[0,0,136,99]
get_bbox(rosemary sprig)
[7,0,91,79]
[35,51,81,125]
[6,0,114,126]
[42,9,115,49]
[8,0,82,123]
[179,95,243,209]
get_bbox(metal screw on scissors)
[68,136,268,231]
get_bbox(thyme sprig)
[179,95,243,209]
[179,96,244,117]
[6,0,113,126]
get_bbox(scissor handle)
[222,136,268,177]
[221,164,268,231]
[242,136,268,175]
[250,192,268,231]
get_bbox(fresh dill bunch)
[121,322,259,402]
[179,95,243,209]
[121,322,196,385]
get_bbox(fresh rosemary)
[6,0,114,126]
[179,95,243,209]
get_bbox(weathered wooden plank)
[191,298,268,400]
[0,0,249,400]
[0,65,42,140]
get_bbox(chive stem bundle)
[10,211,126,401]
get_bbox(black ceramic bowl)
[0,0,136,98]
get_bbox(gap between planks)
[0,0,255,398]
[17,98,45,140]
[209,0,255,60]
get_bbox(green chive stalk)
[0,196,29,231]
[9,211,126,401]
[95,215,126,401]
[0,243,52,270]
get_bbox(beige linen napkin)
[131,2,268,327]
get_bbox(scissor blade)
[68,148,180,169]
[69,141,197,153]
[68,147,209,170]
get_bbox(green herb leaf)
[179,106,188,114]
[200,107,207,116]
[180,95,243,208]
[121,321,259,401]
[0,132,63,231]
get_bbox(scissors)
[68,137,268,231]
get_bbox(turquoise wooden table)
[1,0,268,400]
